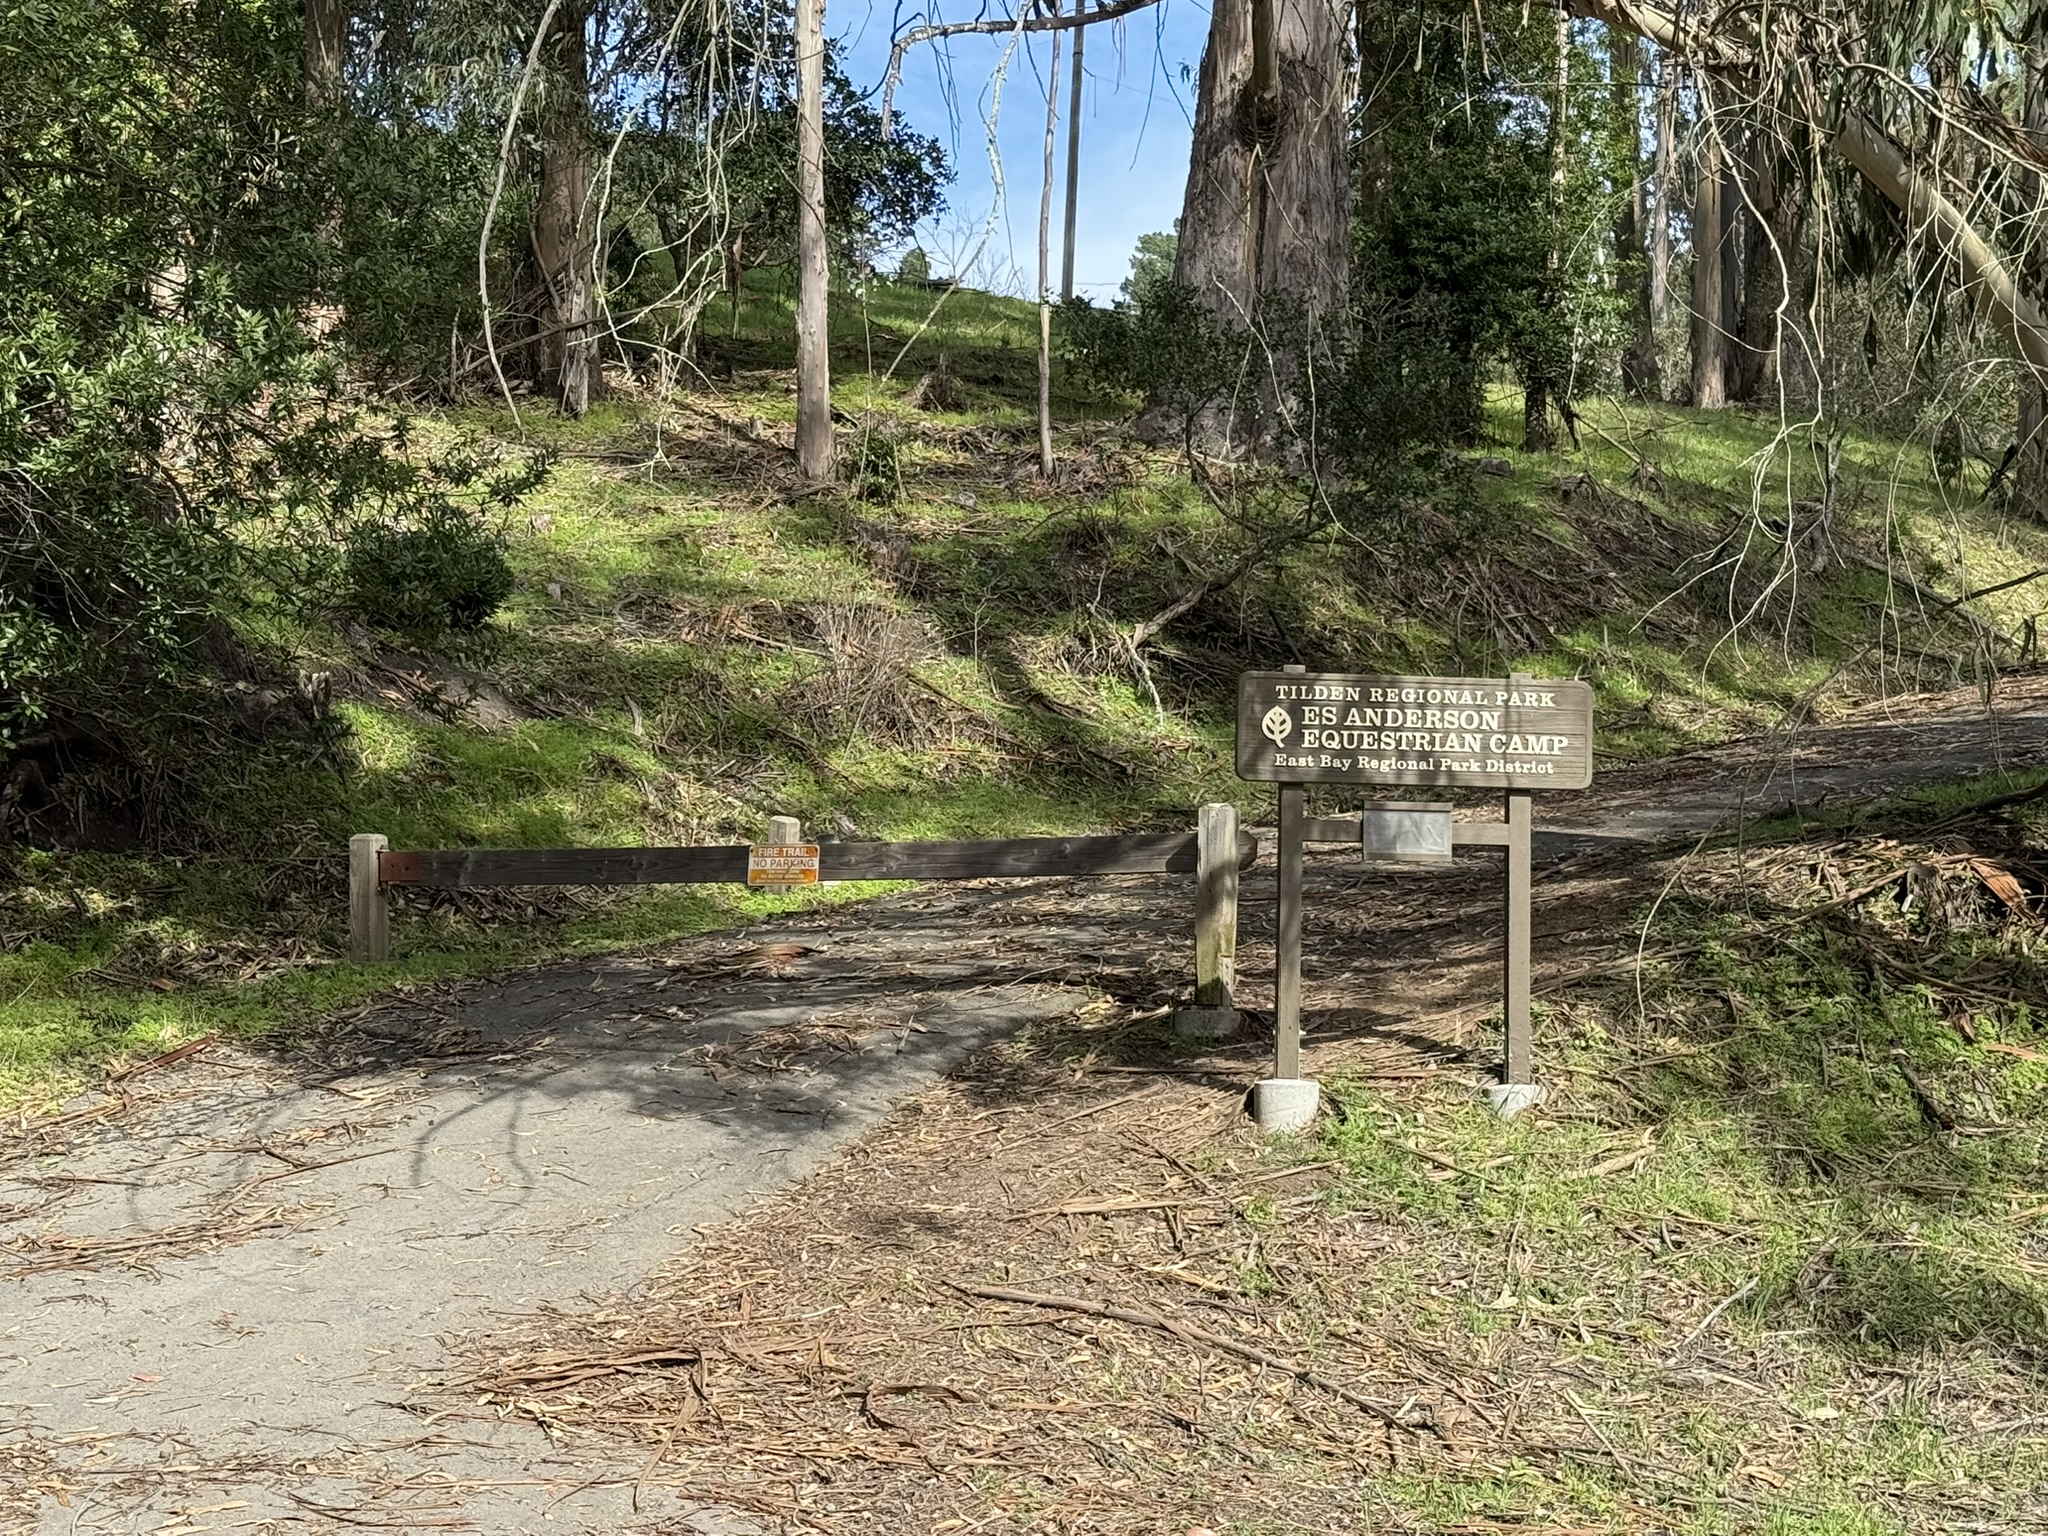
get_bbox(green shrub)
[1057,283,1242,445]
[850,429,904,504]
[344,506,516,644]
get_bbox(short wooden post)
[1273,779,1306,1081]
[1501,788,1534,1085]
[1176,802,1240,1038]
[1250,665,1320,1132]
[767,814,802,844]
[349,833,389,962]
[1488,665,1545,1118]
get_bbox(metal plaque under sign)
[747,843,821,886]
[1237,671,1594,790]
[1361,804,1453,863]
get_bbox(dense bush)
[344,505,519,644]
[0,0,551,843]
[1059,283,1244,449]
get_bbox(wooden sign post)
[1236,666,1594,1128]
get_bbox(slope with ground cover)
[2,277,2044,1103]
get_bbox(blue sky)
[833,0,1209,301]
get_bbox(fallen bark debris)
[107,1033,218,1083]
[1891,1049,1959,1132]
[949,1281,1441,1435]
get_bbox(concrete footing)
[1486,1081,1547,1120]
[1251,1077,1320,1134]
[1174,1006,1239,1040]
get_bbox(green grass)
[1272,771,2048,1530]
[6,271,2047,1105]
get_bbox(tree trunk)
[727,231,746,339]
[305,0,347,108]
[1038,0,1061,478]
[1718,143,1741,392]
[1255,0,1348,326]
[1522,385,1553,453]
[1572,0,2048,401]
[1649,49,1675,338]
[1612,31,1659,399]
[1355,0,1391,228]
[303,0,349,337]
[1690,118,1728,408]
[793,0,836,482]
[532,0,600,417]
[1830,114,2048,384]
[1730,144,1809,405]
[2017,4,2048,518]
[1168,0,1348,451]
[1060,5,1086,301]
[1523,2,1571,453]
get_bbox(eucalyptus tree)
[344,0,942,419]
[1573,0,2048,500]
[635,18,945,334]
[1610,31,1659,400]
[794,0,833,479]
[1170,0,1349,449]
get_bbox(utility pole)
[1060,1,1088,301]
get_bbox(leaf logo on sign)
[1261,704,1293,745]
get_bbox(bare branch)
[880,0,1165,138]
[478,0,566,430]
[1566,0,2048,395]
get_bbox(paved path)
[5,670,2047,1532]
[1,923,1122,1532]
[1534,669,2048,855]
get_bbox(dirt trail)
[4,671,2047,1533]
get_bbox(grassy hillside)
[2,275,2044,1103]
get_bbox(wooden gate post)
[349,833,390,962]
[1176,802,1240,1038]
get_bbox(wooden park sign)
[1237,667,1593,1123]
[1237,671,1594,789]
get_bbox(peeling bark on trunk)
[1690,121,1729,408]
[533,0,600,417]
[1649,49,1675,340]
[1730,145,1809,406]
[1613,30,1659,400]
[1167,0,1348,453]
[793,0,836,481]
